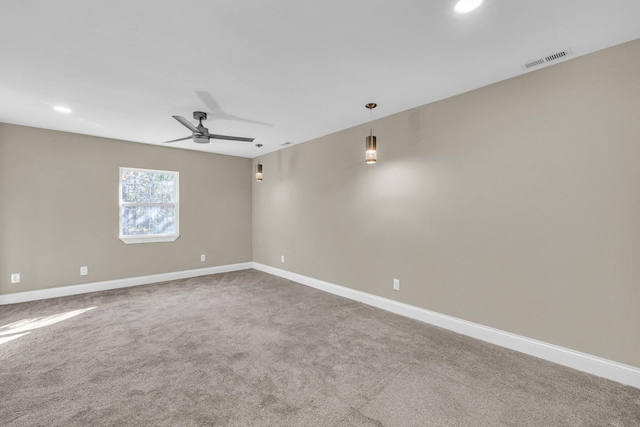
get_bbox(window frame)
[119,167,180,244]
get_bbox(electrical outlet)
[11,273,20,284]
[80,266,88,276]
[281,255,285,263]
[393,279,400,291]
[201,254,206,262]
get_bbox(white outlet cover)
[11,273,20,283]
[281,255,285,263]
[393,279,400,291]
[80,266,88,276]
[201,254,206,262]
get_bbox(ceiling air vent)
[523,58,545,69]
[521,47,573,71]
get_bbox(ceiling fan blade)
[196,90,273,127]
[209,133,255,142]
[172,115,199,133]
[161,136,192,143]
[196,91,223,114]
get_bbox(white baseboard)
[3,261,637,389]
[0,262,253,305]
[251,262,640,389]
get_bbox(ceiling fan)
[162,111,254,144]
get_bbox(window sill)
[119,234,179,244]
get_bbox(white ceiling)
[2,1,640,159]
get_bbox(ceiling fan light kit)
[194,136,209,144]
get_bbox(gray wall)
[252,39,640,367]
[0,124,252,295]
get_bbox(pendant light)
[365,103,377,164]
[255,144,263,182]
[255,162,263,181]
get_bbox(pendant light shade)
[365,103,377,164]
[365,131,377,164]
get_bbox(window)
[119,167,179,244]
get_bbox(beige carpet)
[0,269,638,426]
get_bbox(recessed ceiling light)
[454,0,484,14]
[53,106,72,113]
